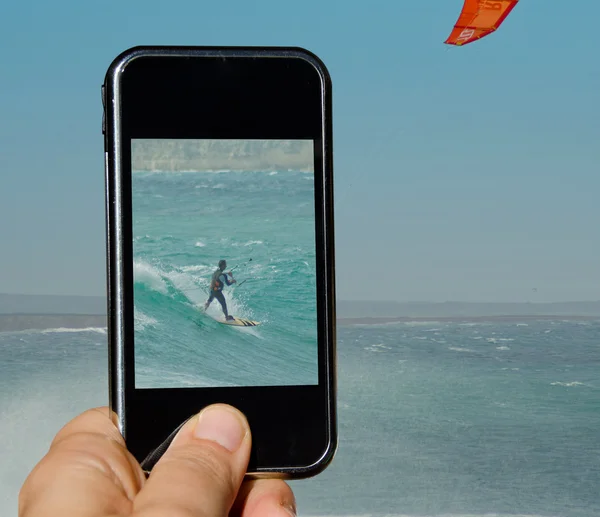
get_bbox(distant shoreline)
[338,315,600,326]
[132,168,313,174]
[0,314,106,332]
[1,312,599,332]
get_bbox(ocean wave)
[134,260,168,294]
[496,346,511,351]
[550,381,589,387]
[13,327,108,335]
[134,234,154,242]
[364,343,392,352]
[181,264,212,273]
[134,309,158,331]
[231,240,264,247]
[448,347,476,353]
[194,241,206,247]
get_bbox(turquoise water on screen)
[132,170,318,387]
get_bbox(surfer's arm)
[221,274,235,286]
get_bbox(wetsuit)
[206,268,234,318]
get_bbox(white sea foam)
[181,264,212,274]
[373,343,391,349]
[194,240,206,247]
[163,269,207,305]
[134,260,168,294]
[231,240,264,247]
[364,346,384,352]
[550,381,587,387]
[496,346,510,351]
[0,327,107,337]
[134,309,157,331]
[365,343,392,352]
[233,326,263,339]
[448,347,475,353]
[40,327,107,335]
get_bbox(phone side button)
[101,85,106,135]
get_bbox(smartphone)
[102,46,336,478]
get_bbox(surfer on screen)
[204,259,236,320]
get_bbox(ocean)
[1,318,599,516]
[132,170,318,388]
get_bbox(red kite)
[445,0,519,46]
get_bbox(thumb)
[133,404,251,517]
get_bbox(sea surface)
[132,170,318,387]
[1,318,600,516]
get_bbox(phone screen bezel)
[104,46,336,476]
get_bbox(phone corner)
[287,47,332,89]
[296,434,339,479]
[103,45,151,85]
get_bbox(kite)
[445,0,519,46]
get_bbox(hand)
[231,279,237,284]
[19,404,296,517]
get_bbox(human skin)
[19,404,296,517]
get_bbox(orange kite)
[445,0,519,46]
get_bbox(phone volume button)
[101,85,106,136]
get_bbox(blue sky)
[1,0,598,302]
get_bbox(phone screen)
[131,138,319,388]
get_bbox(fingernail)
[194,405,246,452]
[270,501,296,517]
[281,501,297,517]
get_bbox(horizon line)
[2,293,600,305]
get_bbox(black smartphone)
[102,46,336,478]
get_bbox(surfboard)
[218,316,261,327]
